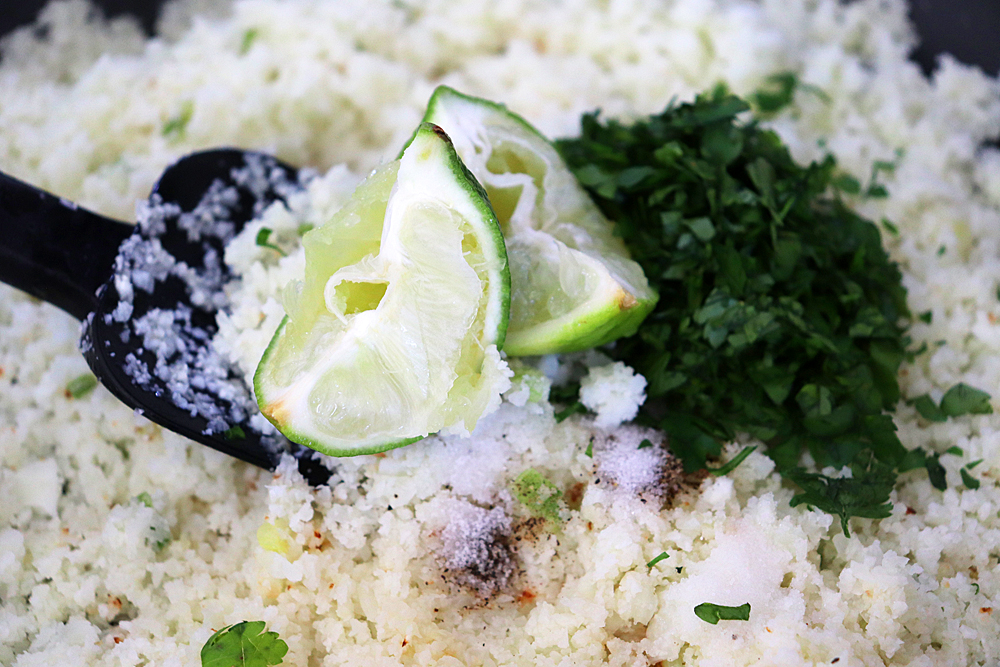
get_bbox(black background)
[1,0,998,76]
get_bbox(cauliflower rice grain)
[1,1,999,665]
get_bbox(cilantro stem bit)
[557,88,913,531]
[255,228,286,256]
[201,621,288,667]
[646,551,670,568]
[707,445,756,476]
[694,602,751,625]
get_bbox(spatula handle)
[0,170,132,320]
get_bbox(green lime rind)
[420,86,657,357]
[254,316,426,457]
[505,287,657,356]
[254,124,510,456]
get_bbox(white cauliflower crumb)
[579,361,647,428]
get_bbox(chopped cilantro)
[940,383,993,417]
[163,101,194,138]
[918,311,932,324]
[66,373,98,398]
[961,468,981,490]
[136,492,153,508]
[787,452,895,537]
[707,445,756,476]
[255,228,286,256]
[881,218,899,236]
[967,459,983,469]
[637,439,653,450]
[584,441,593,458]
[912,394,947,422]
[646,551,670,568]
[947,446,965,457]
[557,89,913,530]
[223,425,246,440]
[923,453,947,491]
[694,602,751,624]
[201,621,288,667]
[553,401,587,423]
[240,27,260,55]
[512,469,562,524]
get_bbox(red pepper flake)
[981,607,993,615]
[517,589,537,604]
[905,507,916,515]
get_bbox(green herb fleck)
[973,582,981,595]
[881,219,899,236]
[646,552,670,568]
[584,441,593,458]
[912,394,946,422]
[163,101,194,138]
[66,373,98,399]
[240,27,260,55]
[694,602,751,625]
[946,446,965,457]
[707,445,756,476]
[136,492,153,508]
[512,469,563,524]
[918,311,932,324]
[966,459,983,470]
[638,439,653,450]
[201,621,288,667]
[554,401,587,423]
[937,245,946,257]
[297,223,314,236]
[940,383,993,417]
[961,468,981,490]
[924,453,947,491]
[255,228,287,256]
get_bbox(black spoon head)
[80,149,332,485]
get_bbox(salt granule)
[437,499,516,600]
[594,425,682,499]
[103,158,301,436]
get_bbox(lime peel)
[420,86,658,356]
[255,123,511,456]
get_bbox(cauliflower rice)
[2,0,1000,665]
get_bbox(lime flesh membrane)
[421,86,658,356]
[255,124,510,456]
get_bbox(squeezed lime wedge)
[420,86,657,355]
[254,124,511,456]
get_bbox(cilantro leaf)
[787,452,895,537]
[961,468,981,490]
[940,383,993,417]
[255,228,287,256]
[66,373,98,398]
[694,602,751,624]
[201,621,288,667]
